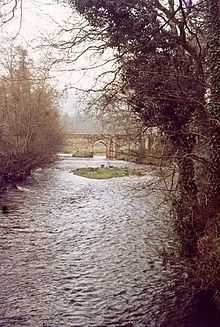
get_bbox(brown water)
[0,156,218,327]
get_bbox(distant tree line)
[61,111,98,134]
[0,46,63,183]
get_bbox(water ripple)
[0,157,202,326]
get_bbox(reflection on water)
[0,155,219,326]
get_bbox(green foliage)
[195,215,220,304]
[70,0,203,132]
[206,0,220,209]
[72,0,156,45]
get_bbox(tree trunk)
[170,130,201,257]
[206,0,220,211]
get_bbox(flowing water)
[0,156,219,327]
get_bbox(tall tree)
[0,46,63,180]
[66,0,208,256]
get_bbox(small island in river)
[71,166,151,179]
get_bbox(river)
[0,156,219,327]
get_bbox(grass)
[72,165,149,179]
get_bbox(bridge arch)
[64,133,115,159]
[92,140,108,157]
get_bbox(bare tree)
[0,0,22,31]
[0,45,63,181]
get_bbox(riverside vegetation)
[0,46,63,188]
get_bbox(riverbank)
[0,172,31,197]
[0,156,60,197]
[0,178,7,196]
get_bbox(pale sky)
[0,0,115,113]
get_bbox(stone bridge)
[64,132,165,163]
[64,133,130,159]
